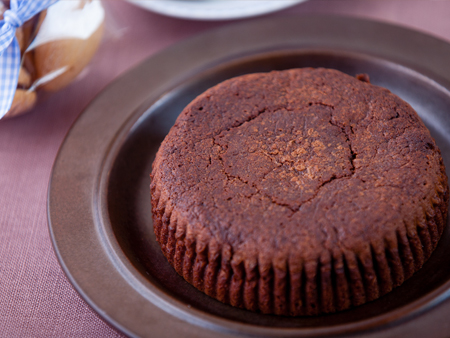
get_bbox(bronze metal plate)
[48,15,450,338]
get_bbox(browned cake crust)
[150,68,449,315]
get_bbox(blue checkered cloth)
[0,0,57,119]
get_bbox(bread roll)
[2,0,105,118]
[5,90,37,118]
[33,1,105,92]
[18,67,32,88]
[34,23,103,91]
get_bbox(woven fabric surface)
[1,1,450,337]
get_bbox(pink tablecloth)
[1,1,450,337]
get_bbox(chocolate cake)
[150,68,449,315]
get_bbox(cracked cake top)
[151,67,447,269]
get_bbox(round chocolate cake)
[150,68,449,315]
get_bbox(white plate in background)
[126,0,306,21]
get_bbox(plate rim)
[48,14,450,338]
[125,0,306,21]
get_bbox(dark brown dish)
[151,68,448,316]
[48,16,450,338]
